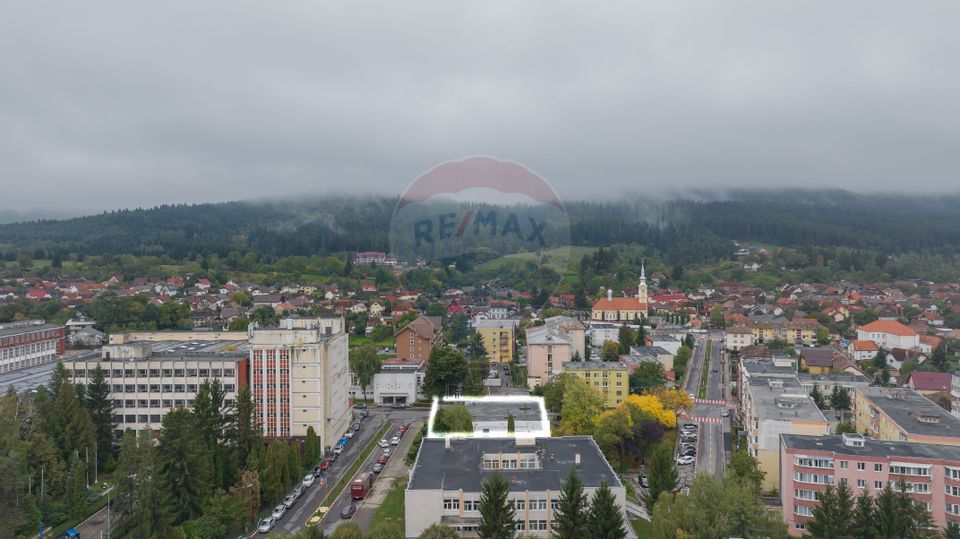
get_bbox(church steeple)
[638,260,648,303]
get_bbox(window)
[551,499,559,510]
[793,473,833,485]
[794,505,813,517]
[443,498,459,510]
[875,481,883,489]
[199,369,209,377]
[163,369,173,377]
[890,464,930,477]
[163,384,172,392]
[174,384,185,392]
[874,463,883,472]
[515,499,525,511]
[795,457,834,469]
[536,499,547,511]
[186,369,197,377]
[857,462,865,471]
[514,521,525,532]
[795,523,806,530]
[948,503,960,516]
[840,461,849,469]
[794,489,818,501]
[857,479,866,488]
[531,520,548,531]
[149,384,160,392]
[173,369,185,377]
[483,458,500,470]
[949,485,960,497]
[463,500,479,512]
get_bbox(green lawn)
[632,519,653,538]
[370,476,407,529]
[476,245,601,275]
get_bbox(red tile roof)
[859,320,918,337]
[906,371,951,392]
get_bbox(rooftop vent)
[842,433,865,447]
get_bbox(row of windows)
[1,339,56,359]
[515,520,548,532]
[111,398,235,409]
[793,473,833,485]
[71,367,235,379]
[443,498,557,512]
[795,457,834,469]
[0,329,60,346]
[109,383,235,393]
[837,461,882,472]
[482,455,540,470]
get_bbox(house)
[626,346,675,375]
[561,361,629,407]
[883,348,927,370]
[799,347,839,375]
[856,320,920,350]
[905,371,952,396]
[847,340,879,362]
[919,335,943,355]
[395,316,443,361]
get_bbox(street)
[276,408,428,535]
[679,333,729,482]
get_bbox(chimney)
[575,453,581,466]
[607,289,613,301]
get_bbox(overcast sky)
[2,2,959,217]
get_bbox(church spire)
[640,260,646,283]
[638,260,648,304]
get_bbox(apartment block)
[0,320,65,373]
[405,436,634,538]
[852,386,960,445]
[741,374,831,491]
[65,341,248,435]
[781,433,960,535]
[395,315,443,362]
[725,319,820,351]
[248,317,351,446]
[475,320,516,364]
[561,360,628,407]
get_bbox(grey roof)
[781,434,960,462]
[474,319,516,329]
[542,316,585,331]
[0,321,61,338]
[409,436,619,492]
[526,326,572,346]
[746,376,828,422]
[630,346,671,356]
[856,387,960,437]
[562,360,626,371]
[741,358,796,377]
[798,372,870,385]
[440,399,543,423]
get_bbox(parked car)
[398,424,408,435]
[258,517,275,533]
[282,495,296,509]
[293,486,303,499]
[338,436,350,446]
[272,505,287,519]
[638,473,649,488]
[340,503,357,519]
[373,462,384,473]
[722,410,730,417]
[344,430,355,439]
[353,403,367,409]
[676,455,695,466]
[680,449,696,458]
[59,530,80,539]
[312,466,323,478]
[359,409,369,418]
[378,438,389,448]
[377,453,389,465]
[382,448,392,457]
[681,423,698,431]
[390,436,400,445]
[321,457,333,471]
[303,474,315,487]
[333,444,344,455]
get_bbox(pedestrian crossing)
[679,414,723,424]
[693,398,735,408]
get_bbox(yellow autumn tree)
[649,388,693,413]
[622,394,676,428]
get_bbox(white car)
[258,517,275,533]
[676,455,695,466]
[303,474,315,488]
[390,436,400,445]
[382,448,392,457]
[333,444,344,455]
[282,495,296,509]
[378,438,389,448]
[345,430,355,439]
[272,505,286,519]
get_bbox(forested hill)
[2,190,960,263]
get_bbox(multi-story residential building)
[952,373,960,420]
[248,317,351,446]
[475,320,515,364]
[741,375,831,490]
[526,316,585,389]
[725,319,820,351]
[561,361,628,407]
[856,320,920,351]
[65,341,248,435]
[587,322,621,348]
[797,372,871,401]
[852,387,960,446]
[0,320,65,373]
[780,433,960,535]
[526,326,572,389]
[395,315,443,362]
[405,436,633,538]
[349,358,425,405]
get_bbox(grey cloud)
[1,1,958,216]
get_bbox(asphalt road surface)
[679,333,728,482]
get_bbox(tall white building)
[248,317,351,447]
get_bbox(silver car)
[257,517,275,533]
